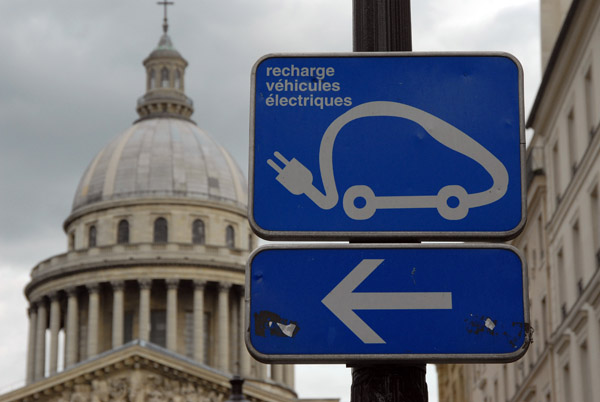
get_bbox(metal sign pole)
[351,1,427,401]
[353,0,412,52]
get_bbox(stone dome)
[71,117,247,213]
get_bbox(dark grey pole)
[351,365,427,401]
[225,375,250,402]
[353,0,412,52]
[351,1,428,401]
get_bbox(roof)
[71,118,247,213]
[0,341,296,402]
[146,32,183,60]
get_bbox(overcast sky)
[0,1,541,400]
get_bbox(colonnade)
[25,278,294,388]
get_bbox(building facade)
[437,0,600,401]
[0,12,299,402]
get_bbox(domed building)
[1,11,297,402]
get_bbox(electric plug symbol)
[267,152,315,196]
[267,151,337,210]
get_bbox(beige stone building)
[437,0,600,401]
[0,13,303,402]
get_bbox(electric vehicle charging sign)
[249,53,525,240]
[246,244,530,363]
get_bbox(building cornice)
[526,0,583,129]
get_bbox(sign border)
[245,242,531,364]
[248,52,527,241]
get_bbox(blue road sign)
[246,244,530,363]
[249,53,525,240]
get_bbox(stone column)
[193,280,206,362]
[87,283,100,358]
[65,287,79,367]
[111,281,125,348]
[583,303,600,397]
[284,365,295,388]
[26,305,38,384]
[239,290,251,376]
[257,360,267,379]
[567,329,584,402]
[138,279,152,342]
[217,282,231,372]
[272,365,284,383]
[48,293,61,375]
[166,279,179,352]
[34,298,47,380]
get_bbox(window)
[541,296,548,343]
[203,312,212,364]
[226,225,235,248]
[567,109,577,175]
[154,217,168,243]
[493,380,499,402]
[581,341,593,402]
[175,69,181,89]
[117,219,129,244]
[88,225,97,248]
[124,311,134,343]
[149,69,156,89]
[531,247,537,277]
[591,186,599,258]
[192,219,205,244]
[79,322,87,362]
[585,66,595,137]
[184,311,193,358]
[161,67,169,88]
[503,364,509,399]
[557,248,567,318]
[69,232,75,250]
[537,214,545,260]
[552,140,561,204]
[571,220,583,295]
[150,310,166,347]
[535,319,541,356]
[562,363,572,401]
[248,234,253,251]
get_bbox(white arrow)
[321,259,453,344]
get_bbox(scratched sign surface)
[245,244,529,363]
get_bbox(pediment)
[0,342,289,402]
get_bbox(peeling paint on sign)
[254,310,300,338]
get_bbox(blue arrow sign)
[249,53,525,240]
[245,244,530,363]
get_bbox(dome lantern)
[136,2,194,121]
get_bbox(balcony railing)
[137,93,193,107]
[31,242,246,278]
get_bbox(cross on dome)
[158,1,174,33]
